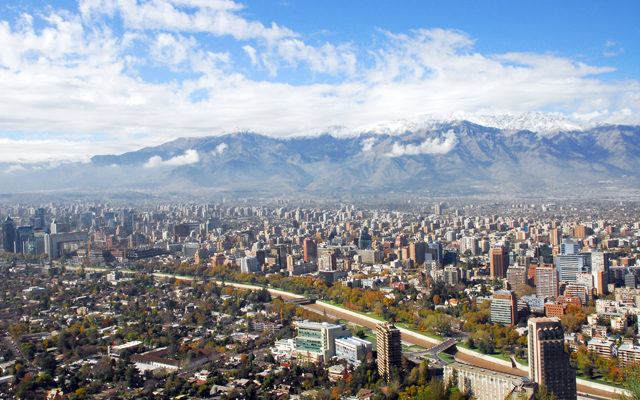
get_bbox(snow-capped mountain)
[290,111,588,139]
[1,119,640,198]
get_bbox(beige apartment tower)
[376,322,402,381]
[528,318,576,400]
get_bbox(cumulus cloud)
[386,130,458,157]
[211,143,228,156]
[362,137,376,152]
[5,164,26,173]
[144,149,200,167]
[0,3,638,164]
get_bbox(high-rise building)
[358,228,372,250]
[591,252,610,274]
[426,242,443,266]
[240,256,261,273]
[319,252,337,271]
[376,322,402,381]
[443,266,461,286]
[490,244,509,278]
[528,318,577,400]
[555,254,588,283]
[409,242,426,266]
[460,236,480,256]
[303,238,317,262]
[549,229,562,246]
[593,270,609,295]
[506,266,527,293]
[536,266,559,298]
[560,238,579,255]
[490,290,518,325]
[2,217,16,253]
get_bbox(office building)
[376,322,402,381]
[560,238,579,255]
[528,318,576,400]
[2,217,15,253]
[44,231,89,260]
[358,228,372,250]
[426,242,442,266]
[294,321,350,362]
[491,290,518,325]
[334,336,372,365]
[303,238,317,262]
[555,254,587,283]
[240,256,261,273]
[490,244,509,278]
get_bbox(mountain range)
[2,113,640,199]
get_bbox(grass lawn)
[489,353,512,363]
[576,374,625,389]
[316,300,386,321]
[439,353,455,363]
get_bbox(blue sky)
[0,0,638,165]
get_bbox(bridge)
[284,296,318,305]
[404,338,458,367]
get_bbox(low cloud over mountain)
[2,120,640,197]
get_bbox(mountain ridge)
[2,120,640,197]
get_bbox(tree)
[622,364,640,400]
[536,383,558,400]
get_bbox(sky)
[0,0,639,165]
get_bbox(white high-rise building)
[461,236,480,256]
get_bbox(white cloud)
[5,164,26,173]
[243,45,258,65]
[361,137,376,152]
[0,4,637,164]
[211,143,228,155]
[386,130,458,157]
[144,149,200,167]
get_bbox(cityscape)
[0,199,639,399]
[1,0,640,399]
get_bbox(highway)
[60,269,627,399]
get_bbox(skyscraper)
[491,290,518,325]
[461,236,480,256]
[303,238,317,262]
[376,322,402,381]
[2,217,16,253]
[358,227,372,250]
[549,229,562,246]
[528,318,576,400]
[490,244,509,278]
[409,242,426,265]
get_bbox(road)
[60,270,627,399]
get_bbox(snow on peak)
[286,111,589,139]
[353,111,584,136]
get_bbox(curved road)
[65,269,624,399]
